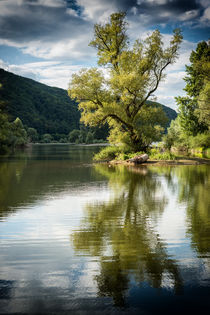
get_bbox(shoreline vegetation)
[1,13,209,162]
[108,156,210,166]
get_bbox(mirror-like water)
[0,144,209,314]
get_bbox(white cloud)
[20,35,96,61]
[179,10,199,22]
[66,8,79,17]
[0,59,9,70]
[200,0,210,8]
[144,0,167,4]
[0,61,85,89]
[200,6,210,25]
[17,0,65,7]
[77,0,117,22]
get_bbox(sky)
[0,0,209,110]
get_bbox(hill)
[0,68,80,136]
[0,68,177,138]
[147,100,177,128]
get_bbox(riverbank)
[109,157,210,166]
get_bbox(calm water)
[0,144,209,314]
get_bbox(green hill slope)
[0,68,177,138]
[0,68,80,136]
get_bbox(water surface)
[0,144,209,314]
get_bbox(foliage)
[41,133,53,143]
[115,151,144,161]
[69,12,182,152]
[10,117,27,146]
[0,109,12,153]
[85,131,94,144]
[0,68,80,136]
[196,79,210,129]
[0,68,177,145]
[93,146,121,161]
[68,125,108,144]
[188,132,210,149]
[68,129,81,142]
[94,144,146,161]
[0,87,27,153]
[0,114,27,152]
[164,41,210,151]
[27,127,39,143]
[177,41,210,133]
[148,148,175,160]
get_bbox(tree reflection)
[72,164,182,306]
[148,165,210,258]
[172,166,210,255]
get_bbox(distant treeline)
[0,68,177,152]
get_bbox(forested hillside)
[0,68,177,141]
[0,68,80,136]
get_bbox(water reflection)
[0,146,209,314]
[72,165,183,306]
[0,144,102,218]
[149,166,210,256]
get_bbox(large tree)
[175,41,210,135]
[68,12,182,151]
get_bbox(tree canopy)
[175,41,210,135]
[164,41,210,151]
[69,12,182,151]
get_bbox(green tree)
[68,129,80,142]
[175,41,209,135]
[164,41,210,150]
[41,133,53,143]
[68,12,182,152]
[10,118,27,147]
[27,127,39,143]
[196,77,210,129]
[85,131,94,144]
[0,109,11,153]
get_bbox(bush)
[41,133,53,143]
[94,146,121,161]
[149,148,175,160]
[204,148,210,158]
[94,146,145,161]
[188,132,210,149]
[68,129,80,142]
[115,151,145,161]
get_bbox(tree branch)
[131,59,171,118]
[99,113,134,133]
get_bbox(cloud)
[200,6,210,26]
[0,0,208,109]
[179,9,199,22]
[0,59,85,88]
[0,0,96,61]
[0,0,209,62]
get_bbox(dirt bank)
[109,157,210,166]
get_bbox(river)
[0,144,209,314]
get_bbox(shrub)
[188,132,210,149]
[94,146,121,161]
[149,148,175,160]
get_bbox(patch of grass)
[149,148,176,160]
[93,146,120,161]
[204,148,210,158]
[115,151,145,161]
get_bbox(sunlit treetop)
[69,12,182,151]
